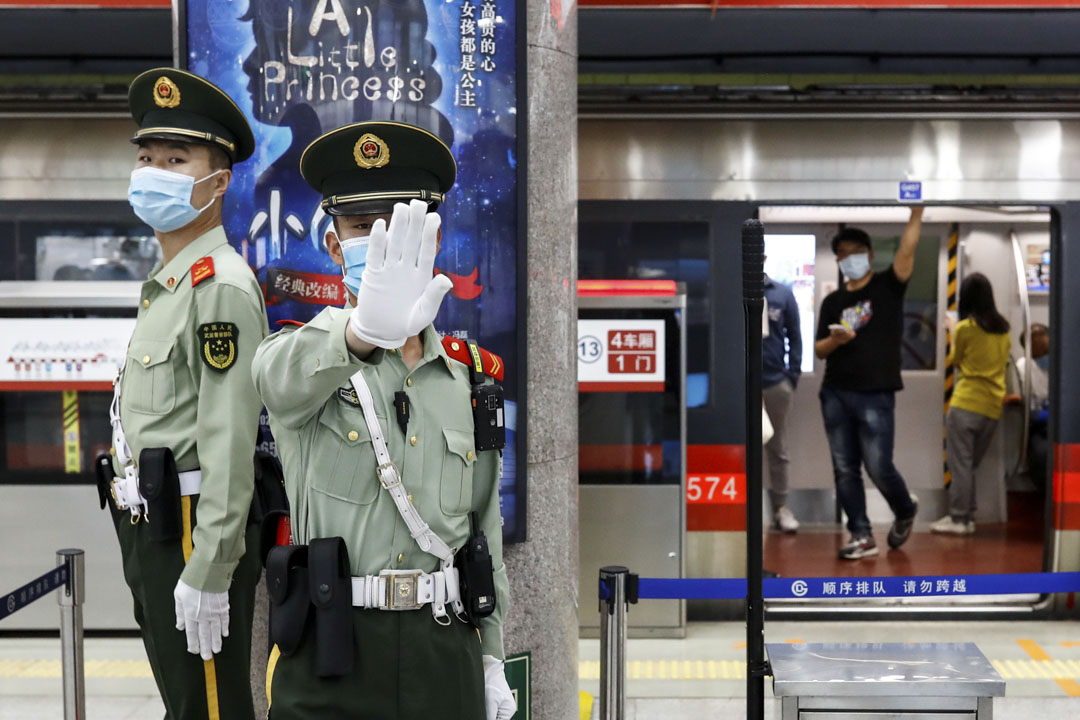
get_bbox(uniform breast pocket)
[308,407,381,505]
[124,339,177,416]
[440,428,476,516]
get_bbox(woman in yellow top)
[932,273,1011,535]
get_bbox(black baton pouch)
[94,452,113,510]
[137,447,183,542]
[456,512,497,626]
[259,509,290,568]
[266,544,310,656]
[308,537,353,678]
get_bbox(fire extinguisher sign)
[578,319,665,392]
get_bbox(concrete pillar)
[502,1,579,718]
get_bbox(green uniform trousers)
[109,495,261,720]
[267,608,485,720]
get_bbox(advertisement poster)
[178,0,526,540]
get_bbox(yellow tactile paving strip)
[0,659,152,679]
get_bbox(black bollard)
[742,219,767,720]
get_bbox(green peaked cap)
[300,121,456,215]
[128,67,255,164]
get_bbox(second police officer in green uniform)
[101,68,268,720]
[253,121,515,720]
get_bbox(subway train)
[575,115,1080,625]
[1,113,1079,629]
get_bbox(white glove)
[348,199,454,348]
[173,579,229,661]
[483,655,516,720]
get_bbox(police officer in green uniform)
[102,68,268,720]
[252,121,515,720]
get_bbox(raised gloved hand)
[483,655,516,720]
[173,578,229,661]
[348,199,454,349]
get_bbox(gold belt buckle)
[385,572,421,610]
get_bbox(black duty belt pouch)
[137,447,182,542]
[94,452,112,510]
[266,544,310,656]
[251,451,289,526]
[259,509,290,568]
[456,511,497,627]
[308,537,354,678]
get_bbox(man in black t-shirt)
[815,207,924,560]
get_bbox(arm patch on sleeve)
[198,322,239,372]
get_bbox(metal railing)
[0,549,86,719]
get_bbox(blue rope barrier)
[0,564,70,622]
[625,572,1080,601]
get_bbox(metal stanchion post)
[57,549,85,720]
[742,219,767,720]
[599,566,629,720]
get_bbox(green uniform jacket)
[252,307,508,659]
[112,226,268,593]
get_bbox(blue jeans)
[819,387,917,537]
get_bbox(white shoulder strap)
[349,369,456,566]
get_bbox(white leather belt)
[110,469,202,513]
[351,567,461,612]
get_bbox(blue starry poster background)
[182,0,522,540]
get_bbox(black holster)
[94,452,113,511]
[266,544,310,656]
[251,451,289,526]
[137,447,182,542]
[308,537,354,678]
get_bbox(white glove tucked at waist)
[348,199,453,349]
[173,579,229,661]
[483,654,516,720]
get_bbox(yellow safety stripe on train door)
[181,496,222,720]
[943,223,959,487]
[61,390,81,473]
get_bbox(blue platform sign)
[177,0,527,541]
[899,181,923,201]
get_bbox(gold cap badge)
[153,76,181,109]
[354,133,390,169]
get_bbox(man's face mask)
[839,252,871,281]
[127,166,222,233]
[339,236,369,295]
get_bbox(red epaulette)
[276,320,306,328]
[191,257,215,287]
[441,336,505,382]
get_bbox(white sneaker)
[774,506,799,533]
[929,515,975,535]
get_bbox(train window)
[578,221,710,407]
[863,229,940,370]
[0,391,112,484]
[764,234,815,373]
[0,201,155,282]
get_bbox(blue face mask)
[127,166,222,232]
[839,252,871,281]
[1035,355,1050,371]
[339,236,369,296]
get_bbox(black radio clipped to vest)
[456,511,496,626]
[464,339,505,453]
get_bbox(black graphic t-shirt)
[816,266,908,392]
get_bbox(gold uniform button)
[406,377,413,387]
[109,447,116,456]
[347,430,359,442]
[142,355,151,365]
[451,341,461,351]
[142,299,150,308]
[410,436,418,446]
[407,494,413,502]
[397,553,404,564]
[466,451,475,461]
